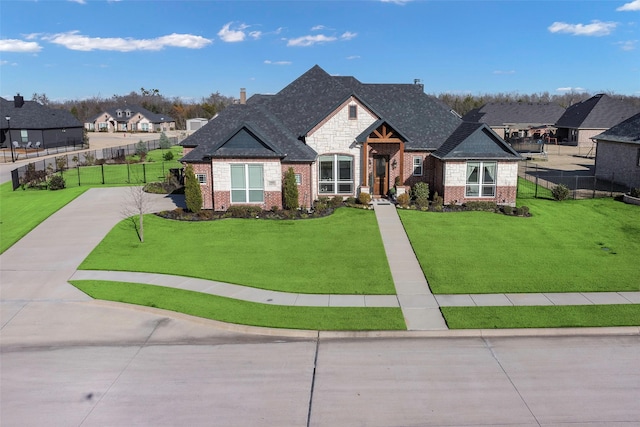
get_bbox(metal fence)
[517,163,629,200]
[11,137,180,190]
[2,139,87,163]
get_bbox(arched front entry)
[362,123,404,197]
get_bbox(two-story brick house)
[180,65,521,210]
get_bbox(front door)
[373,155,388,196]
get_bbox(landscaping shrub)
[21,163,48,189]
[433,192,444,208]
[282,167,299,210]
[329,195,343,208]
[520,206,530,216]
[55,156,68,173]
[48,174,66,191]
[464,201,497,211]
[397,192,410,208]
[82,152,96,166]
[502,205,513,215]
[184,164,203,213]
[630,187,640,198]
[345,196,357,205]
[162,151,174,161]
[358,192,371,205]
[226,205,262,218]
[551,184,571,201]
[412,182,429,209]
[314,196,330,212]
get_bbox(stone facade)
[595,141,640,189]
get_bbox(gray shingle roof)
[593,112,640,145]
[462,102,565,127]
[1,96,82,129]
[432,122,521,160]
[555,94,640,129]
[181,65,502,163]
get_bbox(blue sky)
[1,0,639,102]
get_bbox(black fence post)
[77,165,81,187]
[101,164,105,185]
[127,162,131,183]
[593,176,596,199]
[143,163,146,183]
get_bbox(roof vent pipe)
[240,88,246,105]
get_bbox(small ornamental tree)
[159,132,171,149]
[283,167,299,210]
[184,164,203,213]
[412,182,429,209]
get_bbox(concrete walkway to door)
[371,199,448,330]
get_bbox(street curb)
[91,300,640,340]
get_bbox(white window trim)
[413,156,423,176]
[196,173,207,185]
[465,161,497,198]
[295,173,302,185]
[231,163,264,204]
[318,154,354,195]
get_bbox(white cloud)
[218,22,250,42]
[43,31,211,51]
[616,40,637,50]
[0,39,42,53]
[346,55,361,60]
[548,20,617,36]
[617,0,640,11]
[287,34,337,47]
[493,70,516,75]
[249,31,262,40]
[0,60,18,66]
[341,31,357,41]
[68,0,86,4]
[264,60,292,65]
[556,87,587,92]
[311,25,327,31]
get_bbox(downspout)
[208,158,215,211]
[309,162,313,210]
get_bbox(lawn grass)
[399,197,640,294]
[442,305,640,329]
[79,207,396,295]
[0,181,88,253]
[71,280,406,330]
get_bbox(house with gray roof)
[1,95,83,153]
[462,101,565,142]
[555,94,640,147]
[180,65,521,210]
[593,112,640,190]
[86,105,175,133]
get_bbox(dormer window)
[116,109,122,117]
[348,105,357,120]
[125,109,131,117]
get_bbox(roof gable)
[213,125,283,158]
[1,96,82,129]
[593,112,640,145]
[433,122,521,160]
[462,102,565,126]
[556,94,640,129]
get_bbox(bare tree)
[121,186,151,243]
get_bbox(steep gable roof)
[555,94,640,129]
[1,96,82,129]
[593,112,640,145]
[462,102,565,127]
[432,122,521,160]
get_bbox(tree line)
[31,88,640,128]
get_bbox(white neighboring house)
[86,105,175,133]
[186,118,209,132]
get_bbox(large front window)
[319,154,353,194]
[466,161,496,197]
[231,164,264,203]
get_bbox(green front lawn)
[71,280,406,330]
[443,305,640,329]
[0,182,88,253]
[79,208,395,295]
[399,198,640,294]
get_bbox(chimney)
[413,79,424,92]
[14,94,24,108]
[240,88,246,105]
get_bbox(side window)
[195,173,206,184]
[348,105,357,120]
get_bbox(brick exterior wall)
[595,141,640,189]
[282,163,314,209]
[190,162,213,210]
[403,152,431,189]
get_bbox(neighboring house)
[462,101,565,142]
[86,105,175,133]
[555,94,640,147]
[593,112,640,190]
[180,65,521,211]
[1,95,83,150]
[186,118,209,132]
